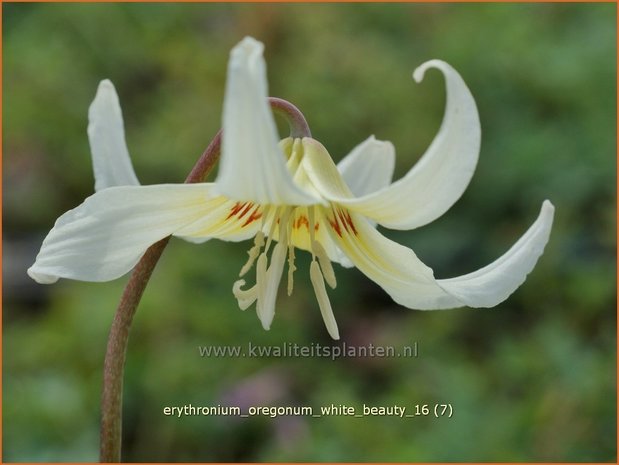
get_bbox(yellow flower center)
[230,138,340,338]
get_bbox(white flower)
[28,37,554,340]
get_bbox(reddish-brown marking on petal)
[328,213,342,237]
[226,202,245,220]
[294,215,309,230]
[237,202,253,220]
[314,222,320,231]
[242,206,262,227]
[342,211,357,235]
[337,210,349,233]
[333,208,358,236]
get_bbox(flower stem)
[99,133,221,462]
[269,97,312,138]
[99,237,170,462]
[99,98,310,462]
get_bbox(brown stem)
[99,97,310,462]
[268,97,312,138]
[99,237,170,462]
[185,130,222,183]
[99,134,221,462]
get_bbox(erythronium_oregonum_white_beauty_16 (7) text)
[28,36,555,340]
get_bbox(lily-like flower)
[28,37,554,340]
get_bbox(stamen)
[287,245,296,296]
[285,213,296,296]
[264,207,281,253]
[312,240,337,289]
[239,231,265,276]
[232,279,257,310]
[234,204,302,331]
[260,205,272,229]
[278,207,293,242]
[308,206,317,260]
[309,261,340,340]
[307,206,336,289]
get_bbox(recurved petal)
[215,37,318,206]
[313,60,481,230]
[326,207,462,309]
[437,201,554,307]
[326,201,554,310]
[302,136,449,306]
[337,136,396,197]
[88,80,140,191]
[27,184,234,284]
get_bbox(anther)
[255,253,268,324]
[309,261,340,340]
[287,245,296,296]
[239,231,265,276]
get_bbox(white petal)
[325,201,554,310]
[311,60,481,230]
[302,138,356,199]
[215,37,318,206]
[27,184,245,284]
[336,136,395,197]
[437,201,554,307]
[88,80,140,191]
[176,198,262,243]
[326,207,462,309]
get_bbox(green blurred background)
[3,3,616,462]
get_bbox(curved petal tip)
[413,59,451,83]
[436,199,555,308]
